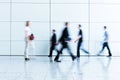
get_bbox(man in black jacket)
[54,22,76,62]
[48,29,59,57]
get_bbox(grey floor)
[0,56,120,80]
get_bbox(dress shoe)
[54,59,61,62]
[107,55,112,57]
[72,56,76,61]
[25,58,30,60]
[48,55,52,57]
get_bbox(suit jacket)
[59,27,69,44]
[51,33,56,45]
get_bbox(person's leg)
[98,42,106,55]
[24,37,30,60]
[81,48,89,54]
[54,53,61,62]
[59,44,64,54]
[66,44,76,61]
[48,45,54,57]
[80,41,89,54]
[54,45,64,62]
[106,43,112,56]
[77,41,81,57]
[55,47,59,55]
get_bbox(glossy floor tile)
[0,56,120,80]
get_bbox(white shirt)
[25,27,31,37]
[103,30,109,42]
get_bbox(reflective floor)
[0,56,120,80]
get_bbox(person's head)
[104,26,107,30]
[65,22,69,27]
[26,21,30,27]
[52,29,56,33]
[78,24,81,29]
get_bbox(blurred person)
[74,24,89,57]
[48,29,59,57]
[97,26,112,57]
[54,22,76,62]
[24,21,35,61]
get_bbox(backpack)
[29,33,34,40]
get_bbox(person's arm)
[74,30,82,43]
[25,29,29,37]
[104,31,109,42]
[74,35,81,43]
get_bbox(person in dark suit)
[54,22,76,62]
[74,24,89,57]
[97,26,112,57]
[48,29,59,57]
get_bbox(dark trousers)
[54,43,75,60]
[77,41,89,57]
[77,41,82,57]
[99,42,112,56]
[49,44,59,57]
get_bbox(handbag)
[29,33,34,40]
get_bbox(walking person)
[97,26,112,57]
[54,22,76,62]
[48,29,59,57]
[74,24,89,57]
[24,21,35,61]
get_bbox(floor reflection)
[0,56,119,80]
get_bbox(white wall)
[0,0,120,56]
